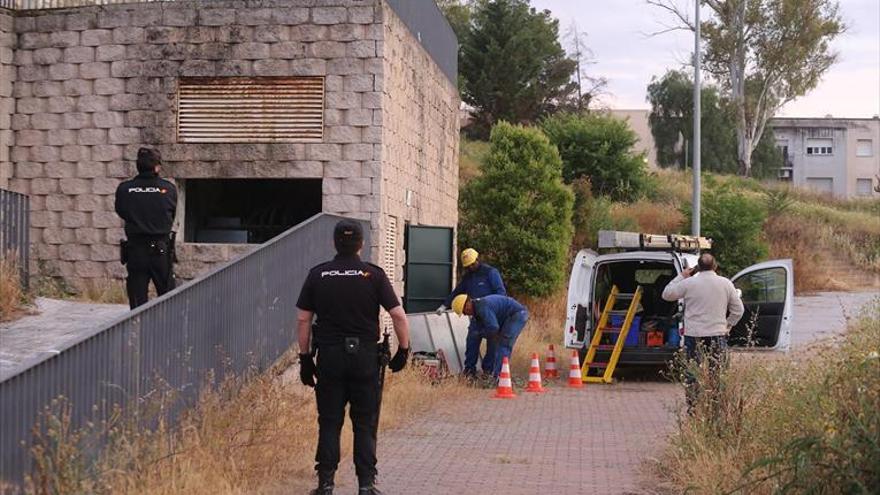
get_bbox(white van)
[564,231,793,365]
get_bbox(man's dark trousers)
[125,238,174,309]
[315,341,380,482]
[683,335,728,414]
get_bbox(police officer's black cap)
[136,147,162,173]
[334,220,363,244]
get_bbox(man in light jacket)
[662,253,744,413]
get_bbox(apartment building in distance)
[771,116,880,198]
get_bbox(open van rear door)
[730,259,793,351]
[564,249,597,349]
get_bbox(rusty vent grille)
[177,77,325,143]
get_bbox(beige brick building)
[0,0,460,296]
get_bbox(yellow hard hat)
[451,294,469,316]
[461,248,479,268]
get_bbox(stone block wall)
[5,0,460,292]
[379,1,459,289]
[0,9,13,189]
[8,0,390,285]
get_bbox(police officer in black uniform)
[114,148,178,309]
[296,220,411,495]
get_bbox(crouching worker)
[451,294,528,377]
[437,248,507,378]
[296,220,411,495]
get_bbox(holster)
[169,231,178,264]
[119,240,128,265]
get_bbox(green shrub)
[685,185,768,276]
[459,122,574,297]
[541,112,649,201]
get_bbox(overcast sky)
[530,0,880,118]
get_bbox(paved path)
[790,291,877,349]
[0,297,128,375]
[325,291,877,494]
[373,382,675,494]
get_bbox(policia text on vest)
[114,148,178,310]
[296,220,411,495]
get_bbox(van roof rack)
[597,230,711,253]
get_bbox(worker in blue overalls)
[437,248,506,377]
[450,293,529,378]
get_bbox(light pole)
[692,0,701,237]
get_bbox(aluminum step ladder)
[581,285,643,384]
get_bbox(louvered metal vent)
[382,216,398,330]
[177,77,325,143]
[384,216,398,281]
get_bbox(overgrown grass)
[661,302,880,494]
[24,357,476,494]
[32,275,128,305]
[1,255,31,322]
[509,290,566,377]
[459,136,489,184]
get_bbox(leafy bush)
[541,112,649,201]
[764,188,795,217]
[685,186,768,276]
[460,122,574,297]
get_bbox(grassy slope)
[460,136,880,293]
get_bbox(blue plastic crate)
[610,314,641,347]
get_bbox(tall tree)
[648,70,782,177]
[649,0,844,176]
[564,22,607,112]
[437,0,474,89]
[459,0,577,138]
[648,70,736,172]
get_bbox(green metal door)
[404,225,453,313]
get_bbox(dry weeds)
[25,356,476,495]
[661,302,880,493]
[1,255,30,322]
[611,200,686,235]
[76,278,128,305]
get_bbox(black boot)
[309,471,335,495]
[358,478,384,495]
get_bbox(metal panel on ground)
[406,312,469,374]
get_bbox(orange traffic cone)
[525,353,546,393]
[544,344,559,379]
[493,357,517,399]
[568,350,583,388]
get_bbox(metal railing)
[0,188,29,289]
[0,213,370,486]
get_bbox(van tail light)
[569,326,575,334]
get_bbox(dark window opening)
[183,179,322,244]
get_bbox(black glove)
[299,353,316,387]
[388,346,410,372]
